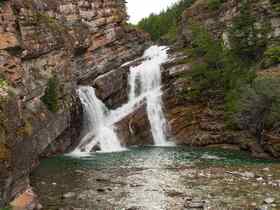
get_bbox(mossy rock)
[16,120,33,137]
[0,126,6,144]
[0,143,10,161]
[273,143,280,152]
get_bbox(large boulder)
[116,103,154,146]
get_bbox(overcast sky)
[127,0,178,24]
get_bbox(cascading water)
[73,46,172,154]
[74,87,124,154]
[128,46,170,146]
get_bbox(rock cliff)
[179,0,280,46]
[0,0,149,206]
[162,0,280,159]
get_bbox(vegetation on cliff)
[227,0,269,64]
[137,0,194,42]
[41,76,59,113]
[0,0,7,7]
[185,0,280,140]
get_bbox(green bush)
[226,76,280,141]
[270,0,280,12]
[0,78,9,100]
[263,45,280,68]
[187,24,223,96]
[186,23,255,99]
[227,0,269,64]
[41,77,59,113]
[207,0,223,10]
[0,0,7,6]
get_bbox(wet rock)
[90,143,101,152]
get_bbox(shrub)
[207,0,223,10]
[263,45,280,68]
[0,0,7,7]
[190,23,223,63]
[226,76,280,142]
[0,78,9,100]
[227,0,269,64]
[41,77,59,113]
[186,23,255,99]
[270,0,280,12]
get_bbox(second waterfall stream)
[73,46,172,154]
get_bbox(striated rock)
[93,67,128,108]
[0,0,149,207]
[179,0,280,46]
[116,103,153,146]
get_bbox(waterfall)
[128,46,170,146]
[73,46,172,154]
[74,87,124,154]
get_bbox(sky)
[127,0,178,24]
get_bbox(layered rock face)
[162,0,280,158]
[179,0,280,46]
[0,0,149,206]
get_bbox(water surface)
[32,146,280,210]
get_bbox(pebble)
[242,172,255,178]
[264,197,275,204]
[185,202,204,208]
[62,192,76,199]
[256,177,264,181]
[184,199,205,209]
[257,205,269,210]
[37,203,43,209]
